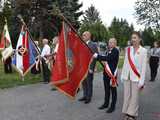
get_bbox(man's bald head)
[42,38,49,45]
[82,31,91,42]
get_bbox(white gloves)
[138,81,145,89]
[89,69,93,74]
[93,53,98,58]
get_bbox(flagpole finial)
[17,14,25,25]
[4,17,7,24]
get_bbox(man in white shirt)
[41,38,51,83]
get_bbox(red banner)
[0,33,5,50]
[51,21,93,99]
[51,23,69,85]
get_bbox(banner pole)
[17,14,41,55]
[59,14,105,68]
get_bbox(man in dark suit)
[94,38,119,113]
[79,31,98,104]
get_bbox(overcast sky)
[79,0,144,30]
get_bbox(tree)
[10,0,56,42]
[154,31,160,40]
[79,21,109,42]
[1,0,83,47]
[79,5,108,42]
[134,0,160,30]
[0,0,12,39]
[0,0,11,28]
[51,0,83,32]
[109,17,134,47]
[82,4,101,24]
[141,27,155,46]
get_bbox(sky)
[79,0,145,30]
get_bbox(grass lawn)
[0,61,41,89]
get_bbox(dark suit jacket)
[88,41,98,72]
[97,47,119,76]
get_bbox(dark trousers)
[149,56,159,81]
[42,59,50,83]
[4,57,12,73]
[103,74,117,108]
[4,62,12,73]
[82,73,94,100]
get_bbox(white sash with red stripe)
[103,62,118,87]
[127,47,141,79]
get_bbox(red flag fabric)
[0,23,13,61]
[0,33,5,50]
[51,21,93,99]
[51,22,69,85]
[0,25,11,50]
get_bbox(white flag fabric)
[0,24,13,60]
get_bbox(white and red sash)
[103,62,118,87]
[127,47,141,79]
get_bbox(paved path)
[0,66,159,120]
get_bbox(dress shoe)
[149,79,155,82]
[78,97,86,101]
[126,114,136,120]
[98,104,108,110]
[106,107,115,113]
[51,88,57,91]
[84,99,91,104]
[43,81,49,84]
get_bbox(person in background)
[41,38,51,84]
[149,41,160,82]
[121,31,147,120]
[45,36,59,68]
[79,31,98,104]
[52,36,59,54]
[44,36,59,91]
[93,38,119,113]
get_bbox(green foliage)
[0,61,41,89]
[141,27,155,46]
[79,22,109,42]
[154,31,160,40]
[134,0,160,30]
[0,0,12,34]
[79,5,108,42]
[109,17,134,47]
[0,0,83,47]
[141,27,160,46]
[82,4,101,24]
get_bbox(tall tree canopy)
[109,17,134,47]
[0,0,83,47]
[141,27,155,46]
[134,0,160,30]
[79,5,108,42]
[82,4,101,24]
